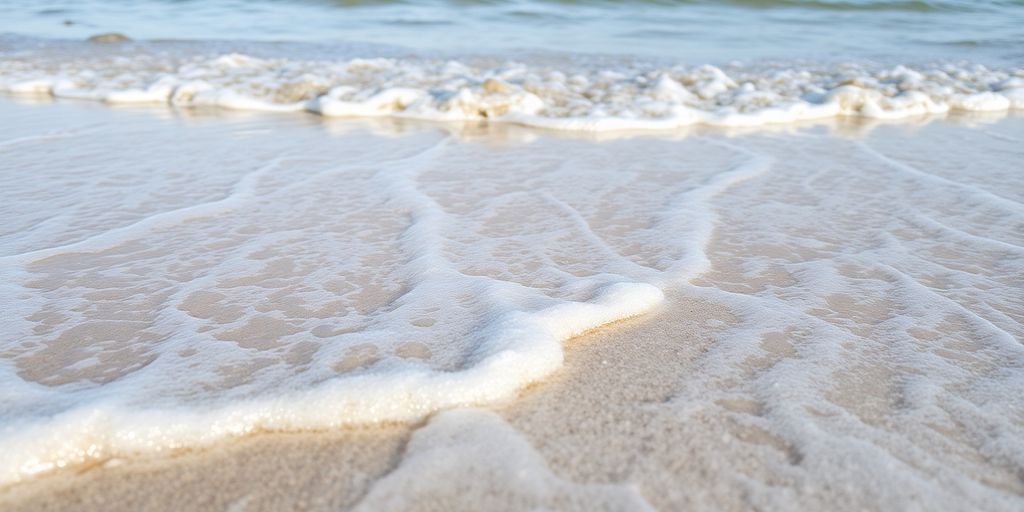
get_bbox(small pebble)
[87,32,131,43]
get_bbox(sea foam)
[1,41,1022,131]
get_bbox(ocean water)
[2,1,1023,130]
[2,0,1024,63]
[1,0,1023,504]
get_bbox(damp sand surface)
[0,99,1022,510]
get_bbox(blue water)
[1,0,1023,63]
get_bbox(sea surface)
[1,1,1023,507]
[2,0,1024,63]
[2,1,1023,131]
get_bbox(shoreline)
[1,292,730,512]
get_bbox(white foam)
[1,46,1022,131]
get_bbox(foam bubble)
[1,43,1022,131]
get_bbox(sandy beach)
[1,93,1022,510]
[9,289,1020,511]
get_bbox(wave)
[1,42,1022,132]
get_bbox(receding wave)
[0,89,778,484]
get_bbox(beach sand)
[6,292,1022,511]
[0,292,877,512]
[1,293,725,511]
[1,98,1022,511]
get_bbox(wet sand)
[7,289,1022,511]
[0,294,786,511]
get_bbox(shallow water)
[2,1,1022,132]
[2,0,1024,63]
[0,99,1022,502]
